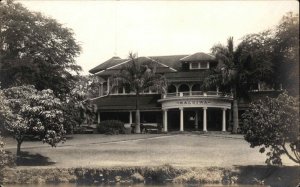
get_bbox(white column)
[97,112,101,124]
[107,78,110,93]
[123,87,125,94]
[175,85,179,96]
[203,107,207,132]
[180,108,184,131]
[129,111,132,124]
[222,108,227,132]
[163,109,168,132]
[195,110,198,130]
[100,83,104,96]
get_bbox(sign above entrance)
[159,97,232,110]
[177,100,210,105]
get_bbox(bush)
[97,120,125,135]
[0,136,15,181]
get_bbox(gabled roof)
[180,52,215,62]
[89,57,128,74]
[93,56,176,76]
[148,55,187,71]
[89,52,216,75]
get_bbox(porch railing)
[162,91,233,99]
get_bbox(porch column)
[180,107,184,131]
[222,108,227,132]
[175,85,179,96]
[97,112,101,124]
[123,87,125,94]
[129,111,132,124]
[195,110,198,130]
[100,83,104,96]
[203,107,207,132]
[107,78,110,94]
[163,109,168,132]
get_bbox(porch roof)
[92,94,162,110]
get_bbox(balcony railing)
[162,91,233,99]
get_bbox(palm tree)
[113,53,166,133]
[204,36,273,133]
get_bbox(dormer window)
[189,62,209,70]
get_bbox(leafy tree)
[0,0,81,97]
[63,75,96,132]
[241,92,299,165]
[0,89,11,170]
[204,36,273,133]
[3,85,65,155]
[113,53,166,133]
[270,12,299,95]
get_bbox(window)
[189,62,209,69]
[191,62,199,69]
[200,62,208,69]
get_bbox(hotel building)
[89,52,279,132]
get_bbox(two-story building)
[89,52,281,132]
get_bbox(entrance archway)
[178,84,189,92]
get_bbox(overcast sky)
[19,1,298,75]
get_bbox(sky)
[18,0,299,75]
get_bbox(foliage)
[0,88,12,130]
[3,85,66,155]
[204,36,273,133]
[0,0,81,97]
[241,92,300,165]
[113,53,166,133]
[62,75,96,133]
[271,12,299,95]
[97,120,125,135]
[0,136,10,171]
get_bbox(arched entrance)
[178,84,189,92]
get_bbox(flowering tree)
[0,89,11,170]
[241,92,299,165]
[3,85,65,155]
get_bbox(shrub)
[97,120,125,135]
[241,92,300,165]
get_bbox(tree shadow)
[16,151,56,166]
[231,165,300,187]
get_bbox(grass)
[3,133,296,168]
[2,133,299,186]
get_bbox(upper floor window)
[189,62,209,70]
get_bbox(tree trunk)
[135,92,141,133]
[16,140,22,156]
[232,99,239,133]
[232,86,239,134]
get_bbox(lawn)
[3,133,296,168]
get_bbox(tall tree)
[0,0,81,97]
[204,37,272,133]
[271,12,299,95]
[113,53,166,133]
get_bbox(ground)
[3,132,297,168]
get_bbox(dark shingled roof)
[95,56,175,76]
[92,94,161,111]
[89,57,128,74]
[180,52,215,62]
[89,52,216,75]
[148,55,187,71]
